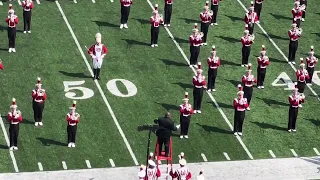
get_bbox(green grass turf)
[0,0,319,173]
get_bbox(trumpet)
[198,32,204,38]
[262,56,269,63]
[294,27,302,35]
[156,14,163,20]
[248,34,255,41]
[207,10,213,17]
[72,112,80,120]
[38,89,45,96]
[13,110,21,117]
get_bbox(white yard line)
[36,0,40,4]
[0,115,19,172]
[62,161,67,170]
[73,0,77,3]
[146,0,254,160]
[55,1,139,166]
[268,150,276,158]
[235,0,320,102]
[201,153,208,162]
[37,162,43,171]
[290,149,298,157]
[109,159,115,167]
[17,0,22,5]
[92,0,96,3]
[313,148,320,155]
[0,2,3,6]
[85,160,92,169]
[223,152,230,160]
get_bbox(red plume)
[72,101,76,108]
[212,45,216,51]
[0,60,3,70]
[238,84,243,91]
[194,23,198,29]
[311,46,314,52]
[245,24,248,30]
[154,4,158,10]
[149,152,154,160]
[37,77,41,84]
[198,62,202,69]
[247,63,252,70]
[185,92,188,99]
[12,98,16,105]
[205,1,209,6]
[261,45,265,51]
[9,4,12,10]
[250,1,254,6]
[180,152,184,159]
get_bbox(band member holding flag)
[300,0,307,21]
[292,1,303,27]
[207,45,220,92]
[32,77,47,127]
[296,59,310,97]
[170,159,192,179]
[120,0,133,29]
[189,23,202,67]
[88,33,108,80]
[241,30,254,67]
[193,62,207,114]
[288,83,305,132]
[66,101,80,148]
[6,4,19,53]
[199,1,212,46]
[244,2,258,35]
[22,0,34,33]
[8,98,23,151]
[306,46,317,84]
[242,64,256,110]
[257,45,270,89]
[179,92,194,139]
[150,4,163,47]
[288,23,301,64]
[254,0,264,21]
[210,0,222,26]
[233,85,248,136]
[164,0,173,27]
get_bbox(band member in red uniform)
[88,33,108,80]
[6,4,19,53]
[300,0,307,21]
[179,92,194,139]
[292,1,303,28]
[244,2,258,35]
[288,23,301,64]
[120,0,133,29]
[254,0,263,21]
[22,0,34,33]
[32,77,47,127]
[164,0,173,27]
[210,0,222,26]
[0,60,4,70]
[8,98,23,151]
[193,62,207,113]
[288,83,305,132]
[207,45,220,92]
[142,160,160,179]
[150,4,163,47]
[66,101,80,148]
[199,1,212,46]
[189,23,202,67]
[233,85,248,136]
[170,159,192,180]
[241,30,254,67]
[306,46,317,84]
[242,64,256,110]
[296,60,310,96]
[257,45,270,89]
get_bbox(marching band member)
[233,85,249,136]
[22,0,34,33]
[254,0,264,21]
[8,98,23,151]
[288,23,301,64]
[193,62,207,113]
[189,23,202,67]
[197,170,205,180]
[306,46,318,84]
[169,159,192,180]
[145,160,161,179]
[244,2,258,35]
[6,4,19,53]
[300,0,307,21]
[66,101,80,148]
[0,60,4,70]
[150,4,163,47]
[199,1,212,46]
[179,92,194,139]
[296,59,310,96]
[88,33,108,80]
[242,63,256,110]
[32,77,47,126]
[292,1,303,28]
[210,0,222,26]
[164,0,173,27]
[207,45,220,92]
[120,0,133,29]
[288,83,305,132]
[241,30,254,67]
[257,45,270,89]
[138,164,146,180]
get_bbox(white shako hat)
[69,101,77,110]
[261,45,266,54]
[148,160,156,167]
[237,84,244,96]
[179,159,187,166]
[95,33,102,43]
[36,77,42,87]
[310,45,314,55]
[299,58,305,68]
[183,92,189,101]
[193,23,198,33]
[10,98,17,109]
[8,4,14,15]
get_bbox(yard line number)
[272,71,320,90]
[63,79,137,99]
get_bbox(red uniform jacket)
[241,36,253,46]
[306,56,317,68]
[189,34,202,46]
[144,167,161,180]
[66,113,80,125]
[257,56,270,68]
[233,97,248,111]
[288,29,300,41]
[193,75,206,88]
[8,111,23,123]
[170,167,192,180]
[32,89,47,103]
[207,56,221,69]
[244,12,258,24]
[22,0,34,11]
[150,15,163,27]
[242,75,257,87]
[289,94,304,108]
[200,12,212,23]
[88,44,108,57]
[165,0,173,4]
[6,16,19,27]
[296,69,310,82]
[292,7,302,20]
[180,103,194,116]
[120,0,133,6]
[211,0,222,5]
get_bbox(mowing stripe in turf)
[62,161,67,170]
[0,115,19,172]
[55,0,139,166]
[146,0,254,160]
[109,159,115,167]
[313,148,320,156]
[201,153,208,162]
[290,149,298,157]
[85,160,92,169]
[37,162,43,171]
[268,150,276,158]
[235,0,320,102]
[223,152,230,160]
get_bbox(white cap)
[179,159,187,166]
[148,160,156,167]
[244,30,249,34]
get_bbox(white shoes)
[184,135,188,139]
[39,122,43,126]
[261,86,264,89]
[301,18,305,22]
[8,48,12,53]
[193,65,197,68]
[35,122,39,126]
[28,30,31,33]
[233,132,238,136]
[210,23,214,26]
[151,44,155,47]
[13,146,18,150]
[298,104,302,108]
[238,132,243,136]
[124,24,128,29]
[23,31,26,34]
[120,24,124,29]
[12,48,16,53]
[203,43,207,46]
[68,143,72,147]
[154,44,158,47]
[257,86,261,89]
[288,129,292,132]
[68,143,76,148]
[180,135,183,139]
[292,129,296,132]
[214,23,218,25]
[212,89,216,92]
[207,89,211,92]
[167,24,170,27]
[241,64,244,67]
[246,107,251,111]
[197,110,201,114]
[9,147,14,151]
[164,24,167,27]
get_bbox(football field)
[0,0,320,174]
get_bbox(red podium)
[154,137,173,180]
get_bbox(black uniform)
[120,0,132,25]
[22,0,33,32]
[154,116,177,156]
[8,111,22,148]
[257,56,269,87]
[164,0,173,25]
[254,0,263,20]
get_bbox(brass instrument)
[207,10,213,17]
[13,110,21,117]
[38,89,45,96]
[248,34,255,41]
[300,4,306,11]
[72,112,80,120]
[294,27,302,36]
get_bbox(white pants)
[93,58,103,69]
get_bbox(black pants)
[9,124,19,147]
[32,101,44,122]
[297,81,305,93]
[180,115,191,135]
[234,110,245,133]
[23,10,32,31]
[120,5,130,24]
[254,3,262,19]
[151,26,159,45]
[211,5,218,23]
[288,40,298,62]
[248,23,254,35]
[193,87,204,110]
[8,27,16,48]
[295,19,301,28]
[208,68,218,89]
[93,68,101,79]
[67,125,77,143]
[243,86,253,105]
[307,67,314,83]
[257,67,266,86]
[288,106,298,130]
[189,46,200,65]
[302,10,306,19]
[158,137,170,156]
[242,46,251,65]
[164,4,172,25]
[200,22,210,43]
